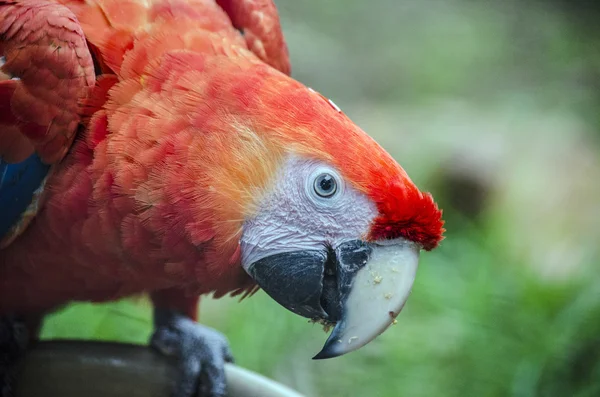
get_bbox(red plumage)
[0,0,95,164]
[0,0,443,320]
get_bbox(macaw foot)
[150,309,234,397]
[0,316,29,397]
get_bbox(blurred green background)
[41,0,600,396]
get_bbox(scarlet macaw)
[0,1,444,396]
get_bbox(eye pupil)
[314,173,337,198]
[320,175,333,191]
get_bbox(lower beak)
[246,239,420,359]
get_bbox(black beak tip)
[312,349,338,360]
[312,339,344,360]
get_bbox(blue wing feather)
[0,154,51,239]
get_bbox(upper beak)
[245,239,420,359]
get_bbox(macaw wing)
[0,0,95,247]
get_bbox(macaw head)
[213,63,445,359]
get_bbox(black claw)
[151,308,232,397]
[0,316,29,397]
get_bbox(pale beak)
[313,240,419,359]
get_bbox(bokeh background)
[41,0,600,396]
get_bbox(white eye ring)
[313,173,337,198]
[306,167,344,205]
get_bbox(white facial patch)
[240,154,378,269]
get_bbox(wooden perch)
[15,341,304,397]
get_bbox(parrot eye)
[314,173,338,198]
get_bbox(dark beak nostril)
[320,247,342,321]
[323,247,336,276]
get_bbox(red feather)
[0,0,442,317]
[0,0,95,164]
